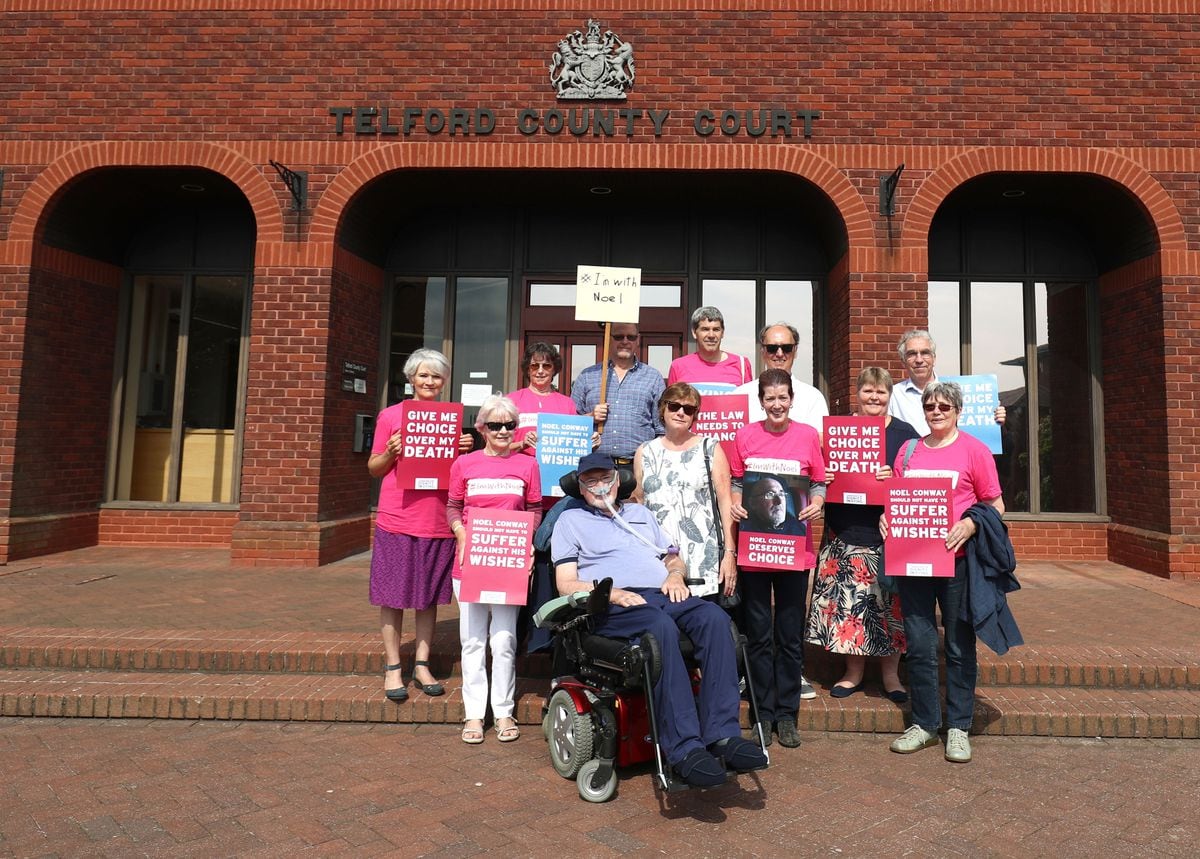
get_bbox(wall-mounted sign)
[329,106,820,139]
[342,360,367,394]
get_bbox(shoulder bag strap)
[702,437,725,556]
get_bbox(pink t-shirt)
[893,432,1002,523]
[667,352,753,393]
[507,386,578,454]
[372,401,455,538]
[728,420,827,569]
[448,451,542,578]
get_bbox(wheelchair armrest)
[532,591,592,629]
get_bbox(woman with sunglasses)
[507,342,578,475]
[369,349,475,705]
[805,367,917,703]
[728,368,827,749]
[633,383,737,602]
[447,395,542,744]
[885,381,1004,764]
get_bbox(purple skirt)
[369,527,455,610]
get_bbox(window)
[111,274,249,503]
[701,279,821,388]
[928,279,1100,514]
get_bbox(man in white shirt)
[888,329,1004,436]
[733,322,828,434]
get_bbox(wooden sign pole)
[596,321,611,432]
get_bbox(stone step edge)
[4,638,1200,690]
[2,670,1200,738]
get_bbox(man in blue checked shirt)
[571,322,665,466]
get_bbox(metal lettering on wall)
[329,107,820,139]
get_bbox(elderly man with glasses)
[888,329,1005,436]
[571,322,665,468]
[732,322,829,434]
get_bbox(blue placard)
[941,374,1002,454]
[536,413,595,496]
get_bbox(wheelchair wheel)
[546,689,594,779]
[576,758,618,803]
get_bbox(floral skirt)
[804,535,905,657]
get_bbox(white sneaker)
[945,728,972,763]
[799,675,816,700]
[889,725,939,754]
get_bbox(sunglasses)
[527,361,555,371]
[612,333,639,342]
[922,402,955,413]
[665,400,699,417]
[762,343,796,355]
[484,420,518,431]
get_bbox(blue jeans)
[896,557,977,731]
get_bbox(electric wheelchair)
[531,467,767,803]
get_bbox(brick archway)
[309,142,872,262]
[900,147,1187,272]
[7,141,283,259]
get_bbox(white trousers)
[453,579,519,721]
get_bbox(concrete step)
[5,627,1199,691]
[3,667,1199,738]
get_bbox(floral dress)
[805,536,905,656]
[639,436,720,598]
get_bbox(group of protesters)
[367,306,1019,777]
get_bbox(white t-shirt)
[733,375,829,435]
[888,375,932,436]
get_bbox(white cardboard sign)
[574,265,642,323]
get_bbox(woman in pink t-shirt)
[727,368,827,749]
[368,348,473,704]
[448,395,542,744]
[886,380,1004,764]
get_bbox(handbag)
[703,438,740,608]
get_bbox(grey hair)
[403,348,451,383]
[475,394,519,430]
[691,305,725,329]
[757,321,801,346]
[921,380,963,411]
[897,329,937,360]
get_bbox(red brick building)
[1,1,1197,578]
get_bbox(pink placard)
[883,477,955,578]
[394,401,463,490]
[737,530,804,572]
[692,393,749,459]
[458,509,537,605]
[823,415,886,505]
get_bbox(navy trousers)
[592,590,741,766]
[740,570,809,725]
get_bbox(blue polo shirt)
[551,502,672,590]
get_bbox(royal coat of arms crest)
[549,19,635,100]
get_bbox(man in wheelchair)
[550,452,768,788]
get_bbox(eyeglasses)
[905,349,935,360]
[757,490,787,501]
[762,343,795,355]
[612,333,639,342]
[484,421,518,431]
[527,361,555,371]
[922,402,955,413]
[665,401,699,417]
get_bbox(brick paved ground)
[1,718,1197,858]
[4,547,1200,649]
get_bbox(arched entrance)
[27,167,255,524]
[334,168,848,413]
[927,172,1160,526]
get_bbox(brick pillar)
[231,248,384,567]
[1161,271,1200,579]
